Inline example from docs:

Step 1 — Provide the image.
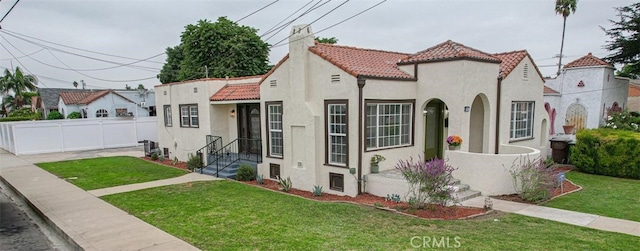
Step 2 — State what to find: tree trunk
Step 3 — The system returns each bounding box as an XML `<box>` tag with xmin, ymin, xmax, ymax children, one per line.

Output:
<box><xmin>557</xmin><ymin>16</ymin><xmax>567</xmax><ymax>76</ymax></box>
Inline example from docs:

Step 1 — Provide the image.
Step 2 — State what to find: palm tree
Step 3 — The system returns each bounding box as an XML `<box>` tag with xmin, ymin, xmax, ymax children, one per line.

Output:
<box><xmin>555</xmin><ymin>0</ymin><xmax>578</xmax><ymax>76</ymax></box>
<box><xmin>0</xmin><ymin>67</ymin><xmax>38</xmax><ymax>108</ymax></box>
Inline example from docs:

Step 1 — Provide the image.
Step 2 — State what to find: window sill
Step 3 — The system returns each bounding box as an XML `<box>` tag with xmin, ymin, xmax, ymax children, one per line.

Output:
<box><xmin>266</xmin><ymin>155</ymin><xmax>283</xmax><ymax>159</ymax></box>
<box><xmin>365</xmin><ymin>144</ymin><xmax>414</xmax><ymax>152</ymax></box>
<box><xmin>324</xmin><ymin>163</ymin><xmax>348</xmax><ymax>168</ymax></box>
<box><xmin>509</xmin><ymin>137</ymin><xmax>534</xmax><ymax>143</ymax></box>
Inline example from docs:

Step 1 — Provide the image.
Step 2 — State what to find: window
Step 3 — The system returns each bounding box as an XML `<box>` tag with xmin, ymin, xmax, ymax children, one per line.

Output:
<box><xmin>325</xmin><ymin>100</ymin><xmax>348</xmax><ymax>166</ymax></box>
<box><xmin>179</xmin><ymin>104</ymin><xmax>198</xmax><ymax>128</ymax></box>
<box><xmin>510</xmin><ymin>101</ymin><xmax>535</xmax><ymax>140</ymax></box>
<box><xmin>365</xmin><ymin>101</ymin><xmax>413</xmax><ymax>150</ymax></box>
<box><xmin>329</xmin><ymin>173</ymin><xmax>344</xmax><ymax>192</ymax></box>
<box><xmin>267</xmin><ymin>102</ymin><xmax>283</xmax><ymax>157</ymax></box>
<box><xmin>96</xmin><ymin>109</ymin><xmax>108</xmax><ymax>117</ymax></box>
<box><xmin>269</xmin><ymin>163</ymin><xmax>281</xmax><ymax>179</ymax></box>
<box><xmin>164</xmin><ymin>105</ymin><xmax>172</xmax><ymax>127</ymax></box>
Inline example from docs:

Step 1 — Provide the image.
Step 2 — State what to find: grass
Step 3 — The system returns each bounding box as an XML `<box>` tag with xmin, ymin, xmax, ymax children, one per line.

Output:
<box><xmin>544</xmin><ymin>171</ymin><xmax>640</xmax><ymax>222</ymax></box>
<box><xmin>37</xmin><ymin>156</ymin><xmax>188</xmax><ymax>190</ymax></box>
<box><xmin>102</xmin><ymin>181</ymin><xmax>639</xmax><ymax>250</ymax></box>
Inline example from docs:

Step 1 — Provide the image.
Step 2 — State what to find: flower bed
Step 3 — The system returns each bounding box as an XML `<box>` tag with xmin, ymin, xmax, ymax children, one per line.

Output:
<box><xmin>140</xmin><ymin>156</ymin><xmax>190</xmax><ymax>172</ymax></box>
<box><xmin>491</xmin><ymin>165</ymin><xmax>582</xmax><ymax>204</ymax></box>
<box><xmin>241</xmin><ymin>179</ymin><xmax>487</xmax><ymax>220</ymax></box>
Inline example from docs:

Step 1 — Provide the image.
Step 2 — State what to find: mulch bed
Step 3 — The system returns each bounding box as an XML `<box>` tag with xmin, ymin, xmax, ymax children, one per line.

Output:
<box><xmin>490</xmin><ymin>165</ymin><xmax>582</xmax><ymax>204</ymax></box>
<box><xmin>241</xmin><ymin>179</ymin><xmax>487</xmax><ymax>220</ymax></box>
<box><xmin>141</xmin><ymin>156</ymin><xmax>191</xmax><ymax>172</ymax></box>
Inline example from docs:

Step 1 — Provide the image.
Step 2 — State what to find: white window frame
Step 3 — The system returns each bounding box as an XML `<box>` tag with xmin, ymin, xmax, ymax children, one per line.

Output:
<box><xmin>327</xmin><ymin>101</ymin><xmax>348</xmax><ymax>166</ymax></box>
<box><xmin>164</xmin><ymin>105</ymin><xmax>172</xmax><ymax>127</ymax></box>
<box><xmin>267</xmin><ymin>102</ymin><xmax>283</xmax><ymax>157</ymax></box>
<box><xmin>96</xmin><ymin>109</ymin><xmax>108</xmax><ymax>118</ymax></box>
<box><xmin>366</xmin><ymin>102</ymin><xmax>413</xmax><ymax>150</ymax></box>
<box><xmin>510</xmin><ymin>101</ymin><xmax>535</xmax><ymax>140</ymax></box>
<box><xmin>179</xmin><ymin>104</ymin><xmax>198</xmax><ymax>128</ymax></box>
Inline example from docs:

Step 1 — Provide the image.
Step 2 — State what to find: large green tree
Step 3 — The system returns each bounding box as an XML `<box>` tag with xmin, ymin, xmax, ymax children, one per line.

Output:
<box><xmin>158</xmin><ymin>17</ymin><xmax>270</xmax><ymax>84</ymax></box>
<box><xmin>0</xmin><ymin>67</ymin><xmax>38</xmax><ymax>108</ymax></box>
<box><xmin>555</xmin><ymin>0</ymin><xmax>578</xmax><ymax>76</ymax></box>
<box><xmin>315</xmin><ymin>37</ymin><xmax>338</xmax><ymax>44</ymax></box>
<box><xmin>603</xmin><ymin>3</ymin><xmax>640</xmax><ymax>77</ymax></box>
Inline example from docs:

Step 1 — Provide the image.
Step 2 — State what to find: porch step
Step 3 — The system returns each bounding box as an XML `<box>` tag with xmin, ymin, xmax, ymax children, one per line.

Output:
<box><xmin>453</xmin><ymin>189</ymin><xmax>482</xmax><ymax>202</ymax></box>
<box><xmin>201</xmin><ymin>161</ymin><xmax>258</xmax><ymax>180</ymax></box>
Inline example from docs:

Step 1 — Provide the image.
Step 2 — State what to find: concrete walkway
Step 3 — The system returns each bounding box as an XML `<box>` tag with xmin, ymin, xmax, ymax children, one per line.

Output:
<box><xmin>461</xmin><ymin>196</ymin><xmax>640</xmax><ymax>237</ymax></box>
<box><xmin>0</xmin><ymin>148</ymin><xmax>210</xmax><ymax>250</ymax></box>
<box><xmin>89</xmin><ymin>173</ymin><xmax>219</xmax><ymax>197</ymax></box>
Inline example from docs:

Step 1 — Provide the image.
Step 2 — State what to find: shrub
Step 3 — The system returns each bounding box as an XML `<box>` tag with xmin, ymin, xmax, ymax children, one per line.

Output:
<box><xmin>277</xmin><ymin>176</ymin><xmax>292</xmax><ymax>192</ymax></box>
<box><xmin>312</xmin><ymin>185</ymin><xmax>323</xmax><ymax>197</ymax></box>
<box><xmin>0</xmin><ymin>108</ymin><xmax>41</xmax><ymax>122</ymax></box>
<box><xmin>236</xmin><ymin>164</ymin><xmax>256</xmax><ymax>181</ymax></box>
<box><xmin>186</xmin><ymin>153</ymin><xmax>203</xmax><ymax>171</ymax></box>
<box><xmin>570</xmin><ymin>129</ymin><xmax>640</xmax><ymax>179</ymax></box>
<box><xmin>150</xmin><ymin>152</ymin><xmax>159</xmax><ymax>161</ymax></box>
<box><xmin>47</xmin><ymin>110</ymin><xmax>64</xmax><ymax>120</ymax></box>
<box><xmin>256</xmin><ymin>174</ymin><xmax>264</xmax><ymax>185</ymax></box>
<box><xmin>509</xmin><ymin>156</ymin><xmax>557</xmax><ymax>202</ymax></box>
<box><xmin>602</xmin><ymin>109</ymin><xmax>640</xmax><ymax>132</ymax></box>
<box><xmin>386</xmin><ymin>194</ymin><xmax>401</xmax><ymax>203</ymax></box>
<box><xmin>396</xmin><ymin>156</ymin><xmax>457</xmax><ymax>208</ymax></box>
<box><xmin>67</xmin><ymin>111</ymin><xmax>82</xmax><ymax>119</ymax></box>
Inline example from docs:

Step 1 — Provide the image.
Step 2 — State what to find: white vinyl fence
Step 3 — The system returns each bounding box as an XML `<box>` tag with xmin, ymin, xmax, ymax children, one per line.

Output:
<box><xmin>0</xmin><ymin>117</ymin><xmax>157</xmax><ymax>155</ymax></box>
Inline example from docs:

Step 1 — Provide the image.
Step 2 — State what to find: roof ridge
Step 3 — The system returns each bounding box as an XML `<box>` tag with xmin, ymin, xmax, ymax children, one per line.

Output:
<box><xmin>314</xmin><ymin>43</ymin><xmax>410</xmax><ymax>56</ymax></box>
<box><xmin>492</xmin><ymin>49</ymin><xmax>528</xmax><ymax>56</ymax></box>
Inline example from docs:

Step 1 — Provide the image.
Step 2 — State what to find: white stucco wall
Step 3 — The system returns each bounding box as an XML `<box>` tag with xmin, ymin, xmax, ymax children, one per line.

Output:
<box><xmin>500</xmin><ymin>56</ymin><xmax>549</xmax><ymax>157</ymax></box>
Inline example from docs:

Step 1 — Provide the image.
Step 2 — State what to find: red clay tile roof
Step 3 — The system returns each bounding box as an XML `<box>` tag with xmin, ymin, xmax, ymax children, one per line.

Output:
<box><xmin>258</xmin><ymin>54</ymin><xmax>289</xmax><ymax>85</ymax></box>
<box><xmin>544</xmin><ymin>85</ymin><xmax>560</xmax><ymax>94</ymax></box>
<box><xmin>60</xmin><ymin>90</ymin><xmax>135</xmax><ymax>105</ymax></box>
<box><xmin>400</xmin><ymin>40</ymin><xmax>501</xmax><ymax>65</ymax></box>
<box><xmin>629</xmin><ymin>84</ymin><xmax>640</xmax><ymax>97</ymax></box>
<box><xmin>309</xmin><ymin>43</ymin><xmax>414</xmax><ymax>79</ymax></box>
<box><xmin>564</xmin><ymin>53</ymin><xmax>612</xmax><ymax>69</ymax></box>
<box><xmin>492</xmin><ymin>50</ymin><xmax>545</xmax><ymax>82</ymax></box>
<box><xmin>210</xmin><ymin>83</ymin><xmax>260</xmax><ymax>101</ymax></box>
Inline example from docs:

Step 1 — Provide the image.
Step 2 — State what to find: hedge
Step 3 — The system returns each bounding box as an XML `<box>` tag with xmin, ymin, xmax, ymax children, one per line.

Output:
<box><xmin>570</xmin><ymin>129</ymin><xmax>640</xmax><ymax>179</ymax></box>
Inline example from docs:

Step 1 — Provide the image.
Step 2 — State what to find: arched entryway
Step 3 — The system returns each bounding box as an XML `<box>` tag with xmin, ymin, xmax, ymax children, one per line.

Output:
<box><xmin>469</xmin><ymin>95</ymin><xmax>486</xmax><ymax>153</ymax></box>
<box><xmin>424</xmin><ymin>99</ymin><xmax>446</xmax><ymax>160</ymax></box>
<box><xmin>566</xmin><ymin>103</ymin><xmax>587</xmax><ymax>130</ymax></box>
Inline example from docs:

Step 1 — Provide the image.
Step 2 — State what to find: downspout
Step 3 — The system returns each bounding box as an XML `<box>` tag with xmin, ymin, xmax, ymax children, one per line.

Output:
<box><xmin>494</xmin><ymin>74</ymin><xmax>503</xmax><ymax>154</ymax></box>
<box><xmin>357</xmin><ymin>76</ymin><xmax>366</xmax><ymax>194</ymax></box>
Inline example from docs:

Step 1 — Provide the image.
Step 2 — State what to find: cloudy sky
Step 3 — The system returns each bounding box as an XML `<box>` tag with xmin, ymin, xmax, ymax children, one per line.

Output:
<box><xmin>0</xmin><ymin>0</ymin><xmax>634</xmax><ymax>90</ymax></box>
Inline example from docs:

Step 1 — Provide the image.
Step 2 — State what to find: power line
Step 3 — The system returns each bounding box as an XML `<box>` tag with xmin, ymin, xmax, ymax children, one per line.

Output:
<box><xmin>260</xmin><ymin>0</ymin><xmax>320</xmax><ymax>38</ymax></box>
<box><xmin>0</xmin><ymin>30</ymin><xmax>161</xmax><ymax>71</ymax></box>
<box><xmin>1</xmin><ymin>29</ymin><xmax>165</xmax><ymax>64</ymax></box>
<box><xmin>0</xmin><ymin>41</ymin><xmax>48</xmax><ymax>88</ymax></box>
<box><xmin>0</xmin><ymin>48</ymin><xmax>44</xmax><ymax>60</ymax></box>
<box><xmin>46</xmin><ymin>50</ymin><xmax>158</xmax><ymax>83</ymax></box>
<box><xmin>236</xmin><ymin>0</ymin><xmax>280</xmax><ymax>23</ymax></box>
<box><xmin>270</xmin><ymin>0</ymin><xmax>386</xmax><ymax>49</ymax></box>
<box><xmin>0</xmin><ymin>0</ymin><xmax>20</xmax><ymax>24</ymax></box>
<box><xmin>262</xmin><ymin>0</ymin><xmax>331</xmax><ymax>42</ymax></box>
<box><xmin>269</xmin><ymin>0</ymin><xmax>350</xmax><ymax>48</ymax></box>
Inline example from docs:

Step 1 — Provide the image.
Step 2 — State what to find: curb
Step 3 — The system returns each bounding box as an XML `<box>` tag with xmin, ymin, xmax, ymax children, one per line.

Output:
<box><xmin>0</xmin><ymin>175</ymin><xmax>83</xmax><ymax>251</ymax></box>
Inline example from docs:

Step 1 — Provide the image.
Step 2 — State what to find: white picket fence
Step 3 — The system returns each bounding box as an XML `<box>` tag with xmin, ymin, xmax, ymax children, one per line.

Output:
<box><xmin>0</xmin><ymin>117</ymin><xmax>157</xmax><ymax>155</ymax></box>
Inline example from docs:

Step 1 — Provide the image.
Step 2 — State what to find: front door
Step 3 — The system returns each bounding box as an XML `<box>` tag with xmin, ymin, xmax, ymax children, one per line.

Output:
<box><xmin>237</xmin><ymin>104</ymin><xmax>261</xmax><ymax>153</ymax></box>
<box><xmin>424</xmin><ymin>100</ymin><xmax>444</xmax><ymax>160</ymax></box>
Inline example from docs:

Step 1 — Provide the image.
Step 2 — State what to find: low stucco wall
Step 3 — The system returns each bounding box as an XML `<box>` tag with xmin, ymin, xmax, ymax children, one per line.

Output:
<box><xmin>366</xmin><ymin>171</ymin><xmax>410</xmax><ymax>201</ymax></box>
<box><xmin>446</xmin><ymin>145</ymin><xmax>541</xmax><ymax>195</ymax></box>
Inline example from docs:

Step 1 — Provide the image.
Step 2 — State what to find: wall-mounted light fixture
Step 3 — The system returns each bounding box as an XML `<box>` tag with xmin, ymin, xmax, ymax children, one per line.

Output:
<box><xmin>464</xmin><ymin>106</ymin><xmax>470</xmax><ymax>112</ymax></box>
<box><xmin>230</xmin><ymin>109</ymin><xmax>236</xmax><ymax>117</ymax></box>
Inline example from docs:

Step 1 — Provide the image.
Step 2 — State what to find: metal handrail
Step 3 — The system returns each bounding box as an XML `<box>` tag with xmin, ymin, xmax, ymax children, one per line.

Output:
<box><xmin>204</xmin><ymin>138</ymin><xmax>262</xmax><ymax>177</ymax></box>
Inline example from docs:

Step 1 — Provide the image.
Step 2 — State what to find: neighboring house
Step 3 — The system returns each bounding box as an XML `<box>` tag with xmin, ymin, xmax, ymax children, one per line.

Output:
<box><xmin>628</xmin><ymin>80</ymin><xmax>640</xmax><ymax>112</ymax></box>
<box><xmin>115</xmin><ymin>89</ymin><xmax>156</xmax><ymax>116</ymax></box>
<box><xmin>57</xmin><ymin>89</ymin><xmax>149</xmax><ymax>118</ymax></box>
<box><xmin>38</xmin><ymin>88</ymin><xmax>95</xmax><ymax>118</ymax></box>
<box><xmin>155</xmin><ymin>25</ymin><xmax>549</xmax><ymax>198</ymax></box>
<box><xmin>544</xmin><ymin>53</ymin><xmax>630</xmax><ymax>134</ymax></box>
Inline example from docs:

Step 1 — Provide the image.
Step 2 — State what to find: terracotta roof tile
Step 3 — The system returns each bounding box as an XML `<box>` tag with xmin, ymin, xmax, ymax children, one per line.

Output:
<box><xmin>210</xmin><ymin>83</ymin><xmax>260</xmax><ymax>101</ymax></box>
<box><xmin>629</xmin><ymin>84</ymin><xmax>640</xmax><ymax>97</ymax></box>
<box><xmin>60</xmin><ymin>90</ymin><xmax>135</xmax><ymax>105</ymax></box>
<box><xmin>564</xmin><ymin>53</ymin><xmax>612</xmax><ymax>69</ymax></box>
<box><xmin>400</xmin><ymin>40</ymin><xmax>501</xmax><ymax>64</ymax></box>
<box><xmin>492</xmin><ymin>50</ymin><xmax>545</xmax><ymax>82</ymax></box>
<box><xmin>309</xmin><ymin>43</ymin><xmax>413</xmax><ymax>79</ymax></box>
<box><xmin>544</xmin><ymin>85</ymin><xmax>560</xmax><ymax>94</ymax></box>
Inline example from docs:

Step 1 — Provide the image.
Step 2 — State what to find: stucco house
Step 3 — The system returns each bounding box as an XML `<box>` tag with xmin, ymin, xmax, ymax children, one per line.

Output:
<box><xmin>57</xmin><ymin>89</ymin><xmax>150</xmax><ymax>118</ymax></box>
<box><xmin>544</xmin><ymin>53</ymin><xmax>630</xmax><ymax>134</ymax></box>
<box><xmin>155</xmin><ymin>25</ymin><xmax>548</xmax><ymax>199</ymax></box>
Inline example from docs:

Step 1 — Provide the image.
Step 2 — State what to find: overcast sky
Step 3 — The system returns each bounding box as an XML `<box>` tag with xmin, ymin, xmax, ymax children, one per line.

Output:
<box><xmin>0</xmin><ymin>0</ymin><xmax>634</xmax><ymax>90</ymax></box>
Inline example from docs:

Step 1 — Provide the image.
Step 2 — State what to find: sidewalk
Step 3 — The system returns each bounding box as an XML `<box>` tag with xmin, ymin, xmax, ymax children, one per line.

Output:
<box><xmin>0</xmin><ymin>148</ymin><xmax>204</xmax><ymax>250</ymax></box>
<box><xmin>461</xmin><ymin>196</ymin><xmax>640</xmax><ymax>237</ymax></box>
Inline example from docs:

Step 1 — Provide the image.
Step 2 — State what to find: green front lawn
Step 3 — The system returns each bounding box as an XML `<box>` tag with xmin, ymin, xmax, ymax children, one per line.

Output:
<box><xmin>102</xmin><ymin>181</ymin><xmax>639</xmax><ymax>250</ymax></box>
<box><xmin>37</xmin><ymin>156</ymin><xmax>188</xmax><ymax>190</ymax></box>
<box><xmin>545</xmin><ymin>171</ymin><xmax>640</xmax><ymax>222</ymax></box>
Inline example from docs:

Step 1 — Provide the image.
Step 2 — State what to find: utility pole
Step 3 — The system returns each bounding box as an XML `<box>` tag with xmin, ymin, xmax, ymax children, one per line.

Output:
<box><xmin>81</xmin><ymin>80</ymin><xmax>85</xmax><ymax>90</ymax></box>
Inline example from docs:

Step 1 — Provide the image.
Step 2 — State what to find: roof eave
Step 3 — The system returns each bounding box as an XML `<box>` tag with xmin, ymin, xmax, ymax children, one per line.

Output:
<box><xmin>397</xmin><ymin>56</ymin><xmax>501</xmax><ymax>66</ymax></box>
